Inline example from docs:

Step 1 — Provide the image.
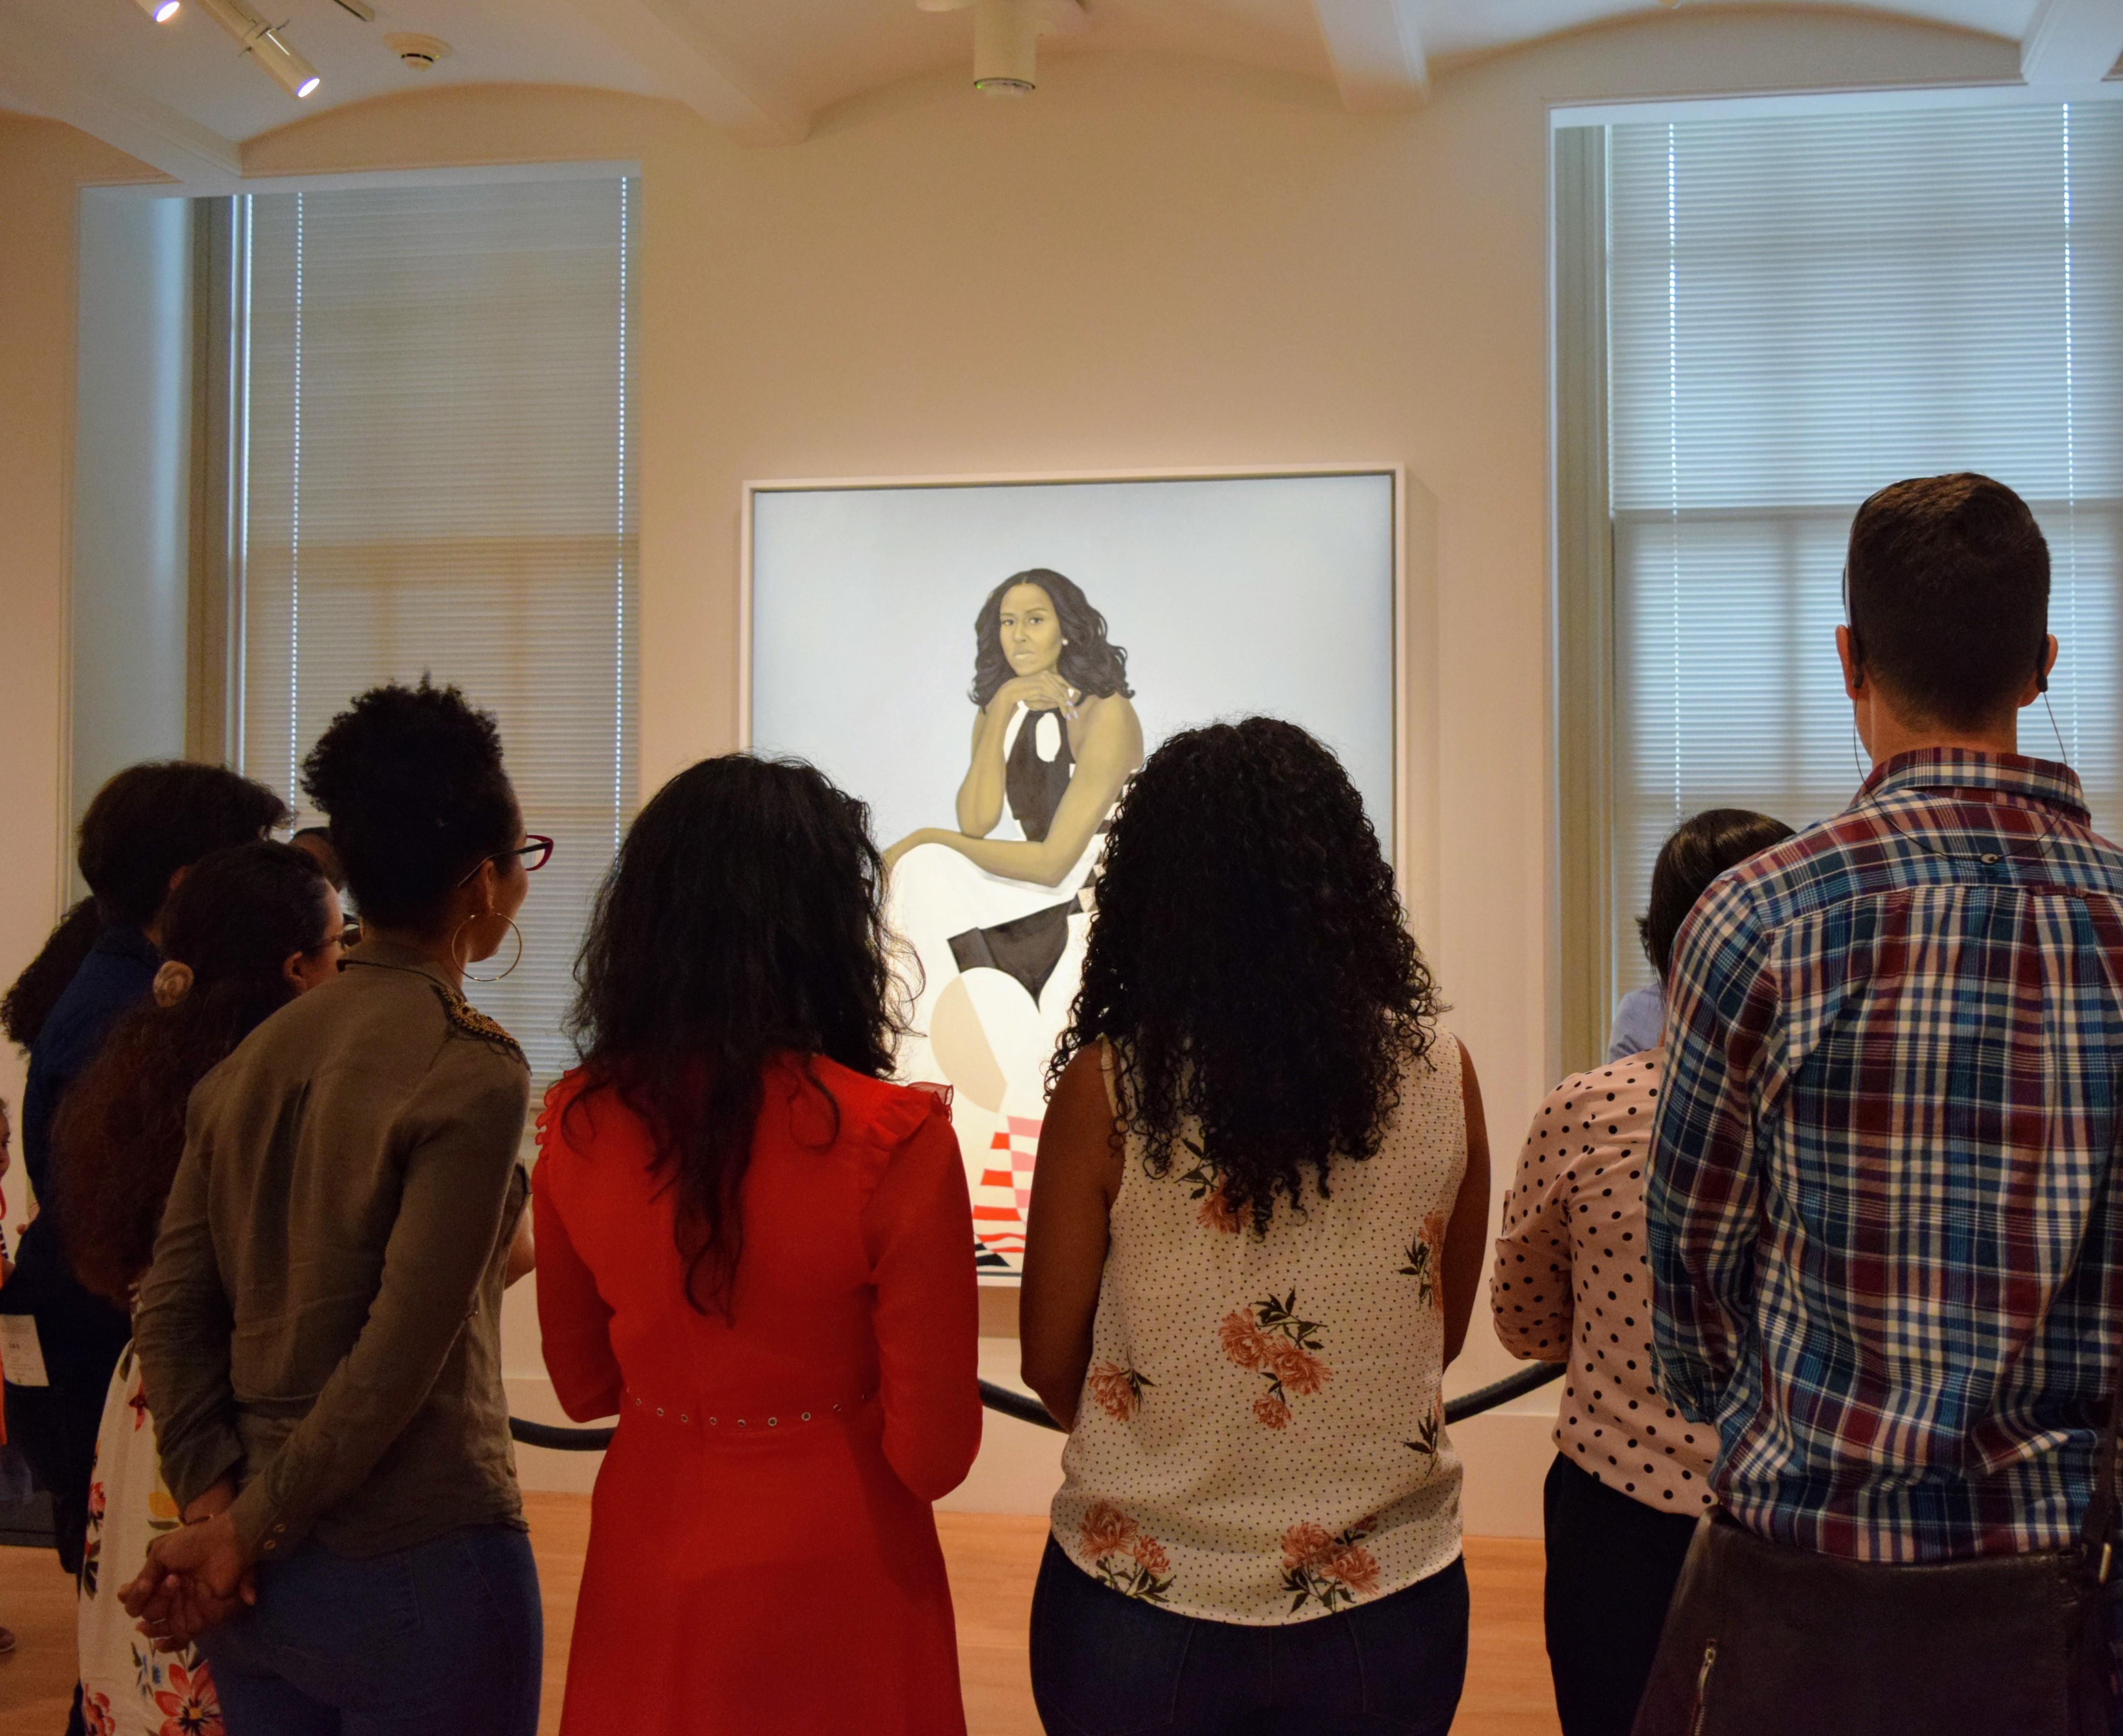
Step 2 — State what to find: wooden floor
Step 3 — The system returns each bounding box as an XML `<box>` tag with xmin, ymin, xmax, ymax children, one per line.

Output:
<box><xmin>0</xmin><ymin>1498</ymin><xmax>1560</xmax><ymax>1735</ymax></box>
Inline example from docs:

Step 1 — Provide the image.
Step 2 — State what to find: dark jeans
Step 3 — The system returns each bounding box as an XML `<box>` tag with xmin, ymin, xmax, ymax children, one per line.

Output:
<box><xmin>199</xmin><ymin>1524</ymin><xmax>541</xmax><ymax>1736</ymax></box>
<box><xmin>1543</xmin><ymin>1454</ymin><xmax>1700</xmax><ymax>1736</ymax></box>
<box><xmin>1030</xmin><ymin>1534</ymin><xmax>1467</xmax><ymax>1736</ymax></box>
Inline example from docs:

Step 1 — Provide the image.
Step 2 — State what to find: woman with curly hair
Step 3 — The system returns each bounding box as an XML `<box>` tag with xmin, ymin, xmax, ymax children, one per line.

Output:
<box><xmin>1</xmin><ymin>898</ymin><xmax>103</xmax><ymax>1054</ymax></box>
<box><xmin>54</xmin><ymin>841</ymin><xmax>342</xmax><ymax>1736</ymax></box>
<box><xmin>886</xmin><ymin>566</ymin><xmax>1141</xmax><ymax>890</ymax></box>
<box><xmin>533</xmin><ymin>754</ymin><xmax>980</xmax><ymax>1736</ymax></box>
<box><xmin>124</xmin><ymin>679</ymin><xmax>546</xmax><ymax>1736</ymax></box>
<box><xmin>1020</xmin><ymin>717</ymin><xmax>1490</xmax><ymax>1736</ymax></box>
<box><xmin>884</xmin><ymin>568</ymin><xmax>1144</xmax><ymax>1269</ymax></box>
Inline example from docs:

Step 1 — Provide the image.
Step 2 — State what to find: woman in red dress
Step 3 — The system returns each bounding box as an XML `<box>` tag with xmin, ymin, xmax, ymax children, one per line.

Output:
<box><xmin>533</xmin><ymin>755</ymin><xmax>983</xmax><ymax>1736</ymax></box>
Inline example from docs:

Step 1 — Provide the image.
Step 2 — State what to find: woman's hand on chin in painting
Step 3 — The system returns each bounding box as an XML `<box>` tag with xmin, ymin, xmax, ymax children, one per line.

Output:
<box><xmin>884</xmin><ymin>829</ymin><xmax>950</xmax><ymax>873</ymax></box>
<box><xmin>988</xmin><ymin>670</ymin><xmax>1080</xmax><ymax>722</ymax></box>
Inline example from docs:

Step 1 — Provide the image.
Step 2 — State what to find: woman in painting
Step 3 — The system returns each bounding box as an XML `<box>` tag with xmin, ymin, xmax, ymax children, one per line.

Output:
<box><xmin>883</xmin><ymin>571</ymin><xmax>1143</xmax><ymax>1243</ymax></box>
<box><xmin>886</xmin><ymin>567</ymin><xmax>1143</xmax><ymax>895</ymax></box>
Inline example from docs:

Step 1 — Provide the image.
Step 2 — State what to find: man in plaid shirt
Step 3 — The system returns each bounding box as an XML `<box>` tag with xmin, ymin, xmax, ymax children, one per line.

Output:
<box><xmin>1639</xmin><ymin>474</ymin><xmax>2123</xmax><ymax>1729</ymax></box>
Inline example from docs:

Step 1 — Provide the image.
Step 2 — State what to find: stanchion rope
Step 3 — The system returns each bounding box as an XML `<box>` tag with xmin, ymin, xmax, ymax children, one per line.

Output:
<box><xmin>507</xmin><ymin>1360</ymin><xmax>1566</xmax><ymax>1451</ymax></box>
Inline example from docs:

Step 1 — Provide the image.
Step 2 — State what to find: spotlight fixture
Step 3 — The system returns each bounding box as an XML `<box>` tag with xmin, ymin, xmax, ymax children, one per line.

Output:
<box><xmin>973</xmin><ymin>0</ymin><xmax>1037</xmax><ymax>94</ymax></box>
<box><xmin>129</xmin><ymin>0</ymin><xmax>182</xmax><ymax>22</ymax></box>
<box><xmin>194</xmin><ymin>0</ymin><xmax>323</xmax><ymax>99</ymax></box>
<box><xmin>917</xmin><ymin>0</ymin><xmax>1085</xmax><ymax>97</ymax></box>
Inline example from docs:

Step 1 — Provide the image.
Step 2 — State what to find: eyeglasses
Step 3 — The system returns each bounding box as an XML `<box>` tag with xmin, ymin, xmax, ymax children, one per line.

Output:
<box><xmin>456</xmin><ymin>835</ymin><xmax>555</xmax><ymax>888</ymax></box>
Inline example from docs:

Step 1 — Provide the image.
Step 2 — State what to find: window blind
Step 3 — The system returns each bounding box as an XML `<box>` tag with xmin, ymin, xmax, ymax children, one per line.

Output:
<box><xmin>236</xmin><ymin>177</ymin><xmax>638</xmax><ymax>1081</ymax></box>
<box><xmin>1604</xmin><ymin>102</ymin><xmax>2123</xmax><ymax>1003</ymax></box>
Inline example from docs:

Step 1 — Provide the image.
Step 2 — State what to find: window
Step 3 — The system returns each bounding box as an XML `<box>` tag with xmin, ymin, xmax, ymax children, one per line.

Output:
<box><xmin>1557</xmin><ymin>103</ymin><xmax>2123</xmax><ymax>1066</ymax></box>
<box><xmin>227</xmin><ymin>176</ymin><xmax>638</xmax><ymax>1080</ymax></box>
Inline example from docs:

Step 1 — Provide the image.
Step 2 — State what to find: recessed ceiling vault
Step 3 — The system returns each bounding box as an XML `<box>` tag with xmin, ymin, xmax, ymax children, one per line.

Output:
<box><xmin>0</xmin><ymin>0</ymin><xmax>2085</xmax><ymax>187</ymax></box>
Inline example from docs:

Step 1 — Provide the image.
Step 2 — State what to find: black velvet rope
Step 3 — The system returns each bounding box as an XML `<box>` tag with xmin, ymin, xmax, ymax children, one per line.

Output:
<box><xmin>505</xmin><ymin>1361</ymin><xmax>1566</xmax><ymax>1451</ymax></box>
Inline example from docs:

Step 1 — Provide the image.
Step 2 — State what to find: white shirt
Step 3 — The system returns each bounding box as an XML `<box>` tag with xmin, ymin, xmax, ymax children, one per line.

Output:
<box><xmin>1051</xmin><ymin>1035</ymin><xmax>1469</xmax><ymax>1624</ymax></box>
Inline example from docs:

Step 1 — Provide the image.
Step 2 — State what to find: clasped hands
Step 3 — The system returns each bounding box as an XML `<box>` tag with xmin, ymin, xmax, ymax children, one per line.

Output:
<box><xmin>116</xmin><ymin>1478</ymin><xmax>258</xmax><ymax>1653</ymax></box>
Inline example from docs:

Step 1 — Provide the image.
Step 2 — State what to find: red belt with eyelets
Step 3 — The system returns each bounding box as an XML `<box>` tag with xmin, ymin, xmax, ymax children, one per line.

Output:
<box><xmin>617</xmin><ymin>1385</ymin><xmax>874</xmax><ymax>1436</ymax></box>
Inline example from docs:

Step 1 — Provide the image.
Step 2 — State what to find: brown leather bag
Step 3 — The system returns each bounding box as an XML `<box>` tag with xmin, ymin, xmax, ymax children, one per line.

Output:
<box><xmin>1632</xmin><ymin>1404</ymin><xmax>2122</xmax><ymax>1736</ymax></box>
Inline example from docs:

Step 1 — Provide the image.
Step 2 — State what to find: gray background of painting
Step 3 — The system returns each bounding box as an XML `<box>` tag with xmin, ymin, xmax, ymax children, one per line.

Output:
<box><xmin>748</xmin><ymin>473</ymin><xmax>1396</xmax><ymax>854</ymax></box>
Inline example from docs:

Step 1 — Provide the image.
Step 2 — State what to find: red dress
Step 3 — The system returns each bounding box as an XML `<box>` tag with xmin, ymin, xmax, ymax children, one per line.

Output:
<box><xmin>532</xmin><ymin>1056</ymin><xmax>982</xmax><ymax>1736</ymax></box>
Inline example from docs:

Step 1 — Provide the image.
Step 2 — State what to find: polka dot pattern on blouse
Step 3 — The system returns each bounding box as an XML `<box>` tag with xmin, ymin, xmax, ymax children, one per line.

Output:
<box><xmin>1489</xmin><ymin>1050</ymin><xmax>1716</xmax><ymax>1513</ymax></box>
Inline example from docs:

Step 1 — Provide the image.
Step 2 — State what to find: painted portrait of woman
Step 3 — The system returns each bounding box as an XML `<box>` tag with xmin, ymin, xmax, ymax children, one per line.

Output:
<box><xmin>885</xmin><ymin>568</ymin><xmax>1144</xmax><ymax>1269</ymax></box>
<box><xmin>748</xmin><ymin>470</ymin><xmax>1400</xmax><ymax>1278</ymax></box>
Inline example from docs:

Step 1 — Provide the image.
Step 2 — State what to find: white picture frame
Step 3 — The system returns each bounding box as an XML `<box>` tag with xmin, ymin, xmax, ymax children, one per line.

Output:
<box><xmin>743</xmin><ymin>466</ymin><xmax>1408</xmax><ymax>1280</ymax></box>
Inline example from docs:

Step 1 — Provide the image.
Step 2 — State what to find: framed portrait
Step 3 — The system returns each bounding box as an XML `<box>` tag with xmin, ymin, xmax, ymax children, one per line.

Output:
<box><xmin>744</xmin><ymin>467</ymin><xmax>1405</xmax><ymax>1281</ymax></box>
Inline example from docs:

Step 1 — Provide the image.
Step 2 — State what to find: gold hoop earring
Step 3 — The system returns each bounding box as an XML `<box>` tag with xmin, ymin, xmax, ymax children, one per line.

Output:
<box><xmin>453</xmin><ymin>913</ymin><xmax>525</xmax><ymax>983</ymax></box>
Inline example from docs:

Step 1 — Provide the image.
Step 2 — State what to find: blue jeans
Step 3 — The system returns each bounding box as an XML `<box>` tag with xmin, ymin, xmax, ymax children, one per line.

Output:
<box><xmin>199</xmin><ymin>1524</ymin><xmax>541</xmax><ymax>1736</ymax></box>
<box><xmin>1030</xmin><ymin>1535</ymin><xmax>1468</xmax><ymax>1736</ymax></box>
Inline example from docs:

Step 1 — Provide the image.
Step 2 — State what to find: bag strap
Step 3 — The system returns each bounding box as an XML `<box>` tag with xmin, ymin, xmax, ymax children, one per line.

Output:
<box><xmin>2085</xmin><ymin>1375</ymin><xmax>2123</xmax><ymax>1579</ymax></box>
<box><xmin>2089</xmin><ymin>1108</ymin><xmax>2123</xmax><ymax>1577</ymax></box>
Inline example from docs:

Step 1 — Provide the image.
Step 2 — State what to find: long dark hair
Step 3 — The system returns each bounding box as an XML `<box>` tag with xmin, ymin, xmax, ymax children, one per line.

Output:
<box><xmin>968</xmin><ymin>569</ymin><xmax>1134</xmax><ymax>708</ymax></box>
<box><xmin>54</xmin><ymin>844</ymin><xmax>333</xmax><ymax>1304</ymax></box>
<box><xmin>3</xmin><ymin>899</ymin><xmax>104</xmax><ymax>1052</ymax></box>
<box><xmin>1637</xmin><ymin>808</ymin><xmax>1793</xmax><ymax>982</ymax></box>
<box><xmin>1052</xmin><ymin>717</ymin><xmax>1441</xmax><ymax>1233</ymax></box>
<box><xmin>566</xmin><ymin>756</ymin><xmax>902</xmax><ymax>1317</ymax></box>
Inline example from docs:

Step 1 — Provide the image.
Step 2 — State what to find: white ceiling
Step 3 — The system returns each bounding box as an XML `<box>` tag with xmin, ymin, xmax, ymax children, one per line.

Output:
<box><xmin>0</xmin><ymin>0</ymin><xmax>2097</xmax><ymax>184</ymax></box>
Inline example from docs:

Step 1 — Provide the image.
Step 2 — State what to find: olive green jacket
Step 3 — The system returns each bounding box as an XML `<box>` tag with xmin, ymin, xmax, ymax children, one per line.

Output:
<box><xmin>135</xmin><ymin>939</ymin><xmax>530</xmax><ymax>1560</ymax></box>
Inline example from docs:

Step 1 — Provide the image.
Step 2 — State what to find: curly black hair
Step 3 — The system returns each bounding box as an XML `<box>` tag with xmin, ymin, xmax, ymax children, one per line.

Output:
<box><xmin>55</xmin><ymin>843</ymin><xmax>333</xmax><ymax>1303</ymax></box>
<box><xmin>1051</xmin><ymin>717</ymin><xmax>1440</xmax><ymax>1233</ymax></box>
<box><xmin>76</xmin><ymin>762</ymin><xmax>288</xmax><ymax>928</ymax></box>
<box><xmin>301</xmin><ymin>679</ymin><xmax>519</xmax><ymax>931</ymax></box>
<box><xmin>566</xmin><ymin>755</ymin><xmax>903</xmax><ymax>1318</ymax></box>
<box><xmin>968</xmin><ymin>569</ymin><xmax>1134</xmax><ymax>708</ymax></box>
<box><xmin>3</xmin><ymin>898</ymin><xmax>103</xmax><ymax>1052</ymax></box>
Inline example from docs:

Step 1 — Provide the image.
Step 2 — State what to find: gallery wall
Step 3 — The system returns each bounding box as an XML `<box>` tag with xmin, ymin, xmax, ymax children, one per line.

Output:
<box><xmin>0</xmin><ymin>9</ymin><xmax>2016</xmax><ymax>1529</ymax></box>
<box><xmin>0</xmin><ymin>114</ymin><xmax>163</xmax><ymax>1137</ymax></box>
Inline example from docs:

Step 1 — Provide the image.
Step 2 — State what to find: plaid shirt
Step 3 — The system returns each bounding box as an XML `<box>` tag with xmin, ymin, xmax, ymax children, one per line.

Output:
<box><xmin>1648</xmin><ymin>750</ymin><xmax>2123</xmax><ymax>1562</ymax></box>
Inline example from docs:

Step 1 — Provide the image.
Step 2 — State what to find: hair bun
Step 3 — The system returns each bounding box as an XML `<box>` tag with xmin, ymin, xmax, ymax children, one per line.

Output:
<box><xmin>151</xmin><ymin>960</ymin><xmax>195</xmax><ymax>1008</ymax></box>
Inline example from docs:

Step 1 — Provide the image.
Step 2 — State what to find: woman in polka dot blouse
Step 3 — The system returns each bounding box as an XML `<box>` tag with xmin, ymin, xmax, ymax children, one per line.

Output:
<box><xmin>1490</xmin><ymin>808</ymin><xmax>1790</xmax><ymax>1736</ymax></box>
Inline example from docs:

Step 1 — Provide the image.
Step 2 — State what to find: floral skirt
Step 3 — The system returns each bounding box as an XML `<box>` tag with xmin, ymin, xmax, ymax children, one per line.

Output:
<box><xmin>77</xmin><ymin>1343</ymin><xmax>222</xmax><ymax>1736</ymax></box>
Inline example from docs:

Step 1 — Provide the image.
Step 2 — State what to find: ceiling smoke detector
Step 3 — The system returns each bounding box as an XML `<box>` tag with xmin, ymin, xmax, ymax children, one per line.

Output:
<box><xmin>386</xmin><ymin>32</ymin><xmax>452</xmax><ymax>68</ymax></box>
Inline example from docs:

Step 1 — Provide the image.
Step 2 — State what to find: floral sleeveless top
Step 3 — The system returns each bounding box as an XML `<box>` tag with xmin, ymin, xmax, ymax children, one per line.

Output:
<box><xmin>1051</xmin><ymin>1034</ymin><xmax>1468</xmax><ymax>1625</ymax></box>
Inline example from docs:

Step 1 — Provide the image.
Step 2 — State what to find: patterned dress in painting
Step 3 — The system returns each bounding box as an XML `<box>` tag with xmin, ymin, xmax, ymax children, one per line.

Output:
<box><xmin>1051</xmin><ymin>1034</ymin><xmax>1469</xmax><ymax>1625</ymax></box>
<box><xmin>78</xmin><ymin>1344</ymin><xmax>222</xmax><ymax>1736</ymax></box>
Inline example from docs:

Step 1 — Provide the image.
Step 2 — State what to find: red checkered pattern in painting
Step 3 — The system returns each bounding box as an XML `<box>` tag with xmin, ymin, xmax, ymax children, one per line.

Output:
<box><xmin>1649</xmin><ymin>750</ymin><xmax>2123</xmax><ymax>1563</ymax></box>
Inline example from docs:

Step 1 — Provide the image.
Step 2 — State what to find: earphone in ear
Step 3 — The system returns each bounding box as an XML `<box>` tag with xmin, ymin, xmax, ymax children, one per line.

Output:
<box><xmin>1841</xmin><ymin>562</ymin><xmax>1866</xmax><ymax>690</ymax></box>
